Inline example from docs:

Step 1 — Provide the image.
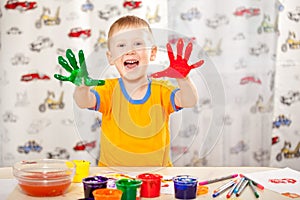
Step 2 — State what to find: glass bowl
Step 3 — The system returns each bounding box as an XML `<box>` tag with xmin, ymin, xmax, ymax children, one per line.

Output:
<box><xmin>13</xmin><ymin>159</ymin><xmax>75</xmax><ymax>197</ymax></box>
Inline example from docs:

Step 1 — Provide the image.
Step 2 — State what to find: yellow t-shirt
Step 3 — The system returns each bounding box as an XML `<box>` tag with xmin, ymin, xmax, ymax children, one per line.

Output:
<box><xmin>91</xmin><ymin>78</ymin><xmax>180</xmax><ymax>166</ymax></box>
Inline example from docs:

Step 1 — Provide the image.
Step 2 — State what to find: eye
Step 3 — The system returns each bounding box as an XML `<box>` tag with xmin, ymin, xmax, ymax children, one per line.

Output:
<box><xmin>133</xmin><ymin>41</ymin><xmax>144</xmax><ymax>46</ymax></box>
<box><xmin>116</xmin><ymin>43</ymin><xmax>126</xmax><ymax>48</ymax></box>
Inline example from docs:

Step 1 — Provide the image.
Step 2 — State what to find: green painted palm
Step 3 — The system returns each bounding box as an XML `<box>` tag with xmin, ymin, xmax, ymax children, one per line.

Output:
<box><xmin>54</xmin><ymin>49</ymin><xmax>105</xmax><ymax>86</ymax></box>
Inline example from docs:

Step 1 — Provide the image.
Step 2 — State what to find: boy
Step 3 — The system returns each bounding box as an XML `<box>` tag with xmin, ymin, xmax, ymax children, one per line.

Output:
<box><xmin>55</xmin><ymin>15</ymin><xmax>204</xmax><ymax>166</ymax></box>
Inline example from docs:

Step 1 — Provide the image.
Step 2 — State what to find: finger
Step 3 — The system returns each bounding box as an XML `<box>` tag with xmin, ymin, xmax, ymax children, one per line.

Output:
<box><xmin>176</xmin><ymin>38</ymin><xmax>184</xmax><ymax>59</ymax></box>
<box><xmin>166</xmin><ymin>43</ymin><xmax>175</xmax><ymax>62</ymax></box>
<box><xmin>54</xmin><ymin>74</ymin><xmax>71</xmax><ymax>81</ymax></box>
<box><xmin>84</xmin><ymin>77</ymin><xmax>105</xmax><ymax>86</ymax></box>
<box><xmin>78</xmin><ymin>50</ymin><xmax>88</xmax><ymax>75</ymax></box>
<box><xmin>58</xmin><ymin>56</ymin><xmax>73</xmax><ymax>72</ymax></box>
<box><xmin>66</xmin><ymin>49</ymin><xmax>79</xmax><ymax>70</ymax></box>
<box><xmin>191</xmin><ymin>60</ymin><xmax>205</xmax><ymax>69</ymax></box>
<box><xmin>97</xmin><ymin>79</ymin><xmax>105</xmax><ymax>86</ymax></box>
<box><xmin>184</xmin><ymin>42</ymin><xmax>193</xmax><ymax>61</ymax></box>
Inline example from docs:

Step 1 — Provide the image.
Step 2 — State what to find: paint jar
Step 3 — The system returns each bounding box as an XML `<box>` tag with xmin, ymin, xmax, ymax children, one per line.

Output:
<box><xmin>72</xmin><ymin>160</ymin><xmax>90</xmax><ymax>183</ymax></box>
<box><xmin>116</xmin><ymin>178</ymin><xmax>142</xmax><ymax>200</ymax></box>
<box><xmin>137</xmin><ymin>173</ymin><xmax>162</xmax><ymax>198</ymax></box>
<box><xmin>173</xmin><ymin>175</ymin><xmax>198</xmax><ymax>199</ymax></box>
<box><xmin>93</xmin><ymin>188</ymin><xmax>123</xmax><ymax>200</ymax></box>
<box><xmin>82</xmin><ymin>176</ymin><xmax>108</xmax><ymax>199</ymax></box>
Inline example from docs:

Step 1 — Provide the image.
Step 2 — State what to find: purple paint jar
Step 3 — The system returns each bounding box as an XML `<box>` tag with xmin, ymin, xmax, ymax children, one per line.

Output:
<box><xmin>173</xmin><ymin>175</ymin><xmax>198</xmax><ymax>199</ymax></box>
<box><xmin>82</xmin><ymin>176</ymin><xmax>109</xmax><ymax>199</ymax></box>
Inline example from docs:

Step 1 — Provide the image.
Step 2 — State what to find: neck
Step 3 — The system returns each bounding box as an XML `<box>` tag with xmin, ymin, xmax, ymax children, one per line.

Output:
<box><xmin>121</xmin><ymin>76</ymin><xmax>149</xmax><ymax>99</ymax></box>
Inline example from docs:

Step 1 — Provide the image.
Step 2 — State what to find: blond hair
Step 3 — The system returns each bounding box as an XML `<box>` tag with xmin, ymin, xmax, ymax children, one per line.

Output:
<box><xmin>108</xmin><ymin>15</ymin><xmax>152</xmax><ymax>38</ymax></box>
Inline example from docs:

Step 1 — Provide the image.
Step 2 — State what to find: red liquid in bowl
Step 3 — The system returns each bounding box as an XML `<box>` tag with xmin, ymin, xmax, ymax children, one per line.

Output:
<box><xmin>18</xmin><ymin>173</ymin><xmax>72</xmax><ymax>197</ymax></box>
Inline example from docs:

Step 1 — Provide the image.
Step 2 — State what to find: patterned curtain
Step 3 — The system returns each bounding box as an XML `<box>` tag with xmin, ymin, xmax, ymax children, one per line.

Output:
<box><xmin>0</xmin><ymin>0</ymin><xmax>299</xmax><ymax>170</ymax></box>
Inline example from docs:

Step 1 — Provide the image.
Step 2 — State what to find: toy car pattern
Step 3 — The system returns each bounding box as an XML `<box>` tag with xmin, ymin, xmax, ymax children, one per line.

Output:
<box><xmin>276</xmin><ymin>141</ymin><xmax>300</xmax><ymax>161</ymax></box>
<box><xmin>98</xmin><ymin>5</ymin><xmax>121</xmax><ymax>21</ymax></box>
<box><xmin>18</xmin><ymin>140</ymin><xmax>42</xmax><ymax>154</ymax></box>
<box><xmin>206</xmin><ymin>14</ymin><xmax>229</xmax><ymax>29</ymax></box>
<box><xmin>280</xmin><ymin>91</ymin><xmax>300</xmax><ymax>106</ymax></box>
<box><xmin>6</xmin><ymin>27</ymin><xmax>22</xmax><ymax>35</ymax></box>
<box><xmin>3</xmin><ymin>111</ymin><xmax>18</xmax><ymax>122</ymax></box>
<box><xmin>27</xmin><ymin>118</ymin><xmax>51</xmax><ymax>134</ymax></box>
<box><xmin>171</xmin><ymin>145</ymin><xmax>189</xmax><ymax>156</ymax></box>
<box><xmin>287</xmin><ymin>7</ymin><xmax>300</xmax><ymax>22</ymax></box>
<box><xmin>29</xmin><ymin>36</ymin><xmax>53</xmax><ymax>52</ymax></box>
<box><xmin>15</xmin><ymin>91</ymin><xmax>30</xmax><ymax>107</ymax></box>
<box><xmin>253</xmin><ymin>148</ymin><xmax>270</xmax><ymax>162</ymax></box>
<box><xmin>273</xmin><ymin>115</ymin><xmax>292</xmax><ymax>128</ymax></box>
<box><xmin>281</xmin><ymin>31</ymin><xmax>300</xmax><ymax>52</ymax></box>
<box><xmin>230</xmin><ymin>140</ymin><xmax>249</xmax><ymax>154</ymax></box>
<box><xmin>223</xmin><ymin>115</ymin><xmax>233</xmax><ymax>126</ymax></box>
<box><xmin>21</xmin><ymin>72</ymin><xmax>50</xmax><ymax>82</ymax></box>
<box><xmin>168</xmin><ymin>34</ymin><xmax>196</xmax><ymax>45</ymax></box>
<box><xmin>11</xmin><ymin>53</ymin><xmax>29</xmax><ymax>65</ymax></box>
<box><xmin>123</xmin><ymin>0</ymin><xmax>142</xmax><ymax>10</ymax></box>
<box><xmin>233</xmin><ymin>32</ymin><xmax>245</xmax><ymax>40</ymax></box>
<box><xmin>250</xmin><ymin>95</ymin><xmax>273</xmax><ymax>113</ymax></box>
<box><xmin>81</xmin><ymin>0</ymin><xmax>94</xmax><ymax>12</ymax></box>
<box><xmin>181</xmin><ymin>7</ymin><xmax>201</xmax><ymax>21</ymax></box>
<box><xmin>233</xmin><ymin>7</ymin><xmax>260</xmax><ymax>17</ymax></box>
<box><xmin>193</xmin><ymin>98</ymin><xmax>211</xmax><ymax>114</ymax></box>
<box><xmin>73</xmin><ymin>140</ymin><xmax>96</xmax><ymax>151</ymax></box>
<box><xmin>47</xmin><ymin>147</ymin><xmax>70</xmax><ymax>159</ymax></box>
<box><xmin>240</xmin><ymin>76</ymin><xmax>262</xmax><ymax>85</ymax></box>
<box><xmin>68</xmin><ymin>28</ymin><xmax>91</xmax><ymax>38</ymax></box>
<box><xmin>5</xmin><ymin>0</ymin><xmax>37</xmax><ymax>11</ymax></box>
<box><xmin>272</xmin><ymin>136</ymin><xmax>280</xmax><ymax>145</ymax></box>
<box><xmin>178</xmin><ymin>124</ymin><xmax>198</xmax><ymax>138</ymax></box>
<box><xmin>249</xmin><ymin>43</ymin><xmax>269</xmax><ymax>56</ymax></box>
<box><xmin>91</xmin><ymin>116</ymin><xmax>102</xmax><ymax>132</ymax></box>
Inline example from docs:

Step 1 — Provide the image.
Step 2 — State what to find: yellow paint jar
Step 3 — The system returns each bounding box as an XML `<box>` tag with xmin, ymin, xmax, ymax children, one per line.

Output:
<box><xmin>72</xmin><ymin>160</ymin><xmax>90</xmax><ymax>183</ymax></box>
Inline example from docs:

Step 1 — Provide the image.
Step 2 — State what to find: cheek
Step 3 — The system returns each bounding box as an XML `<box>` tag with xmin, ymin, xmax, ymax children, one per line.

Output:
<box><xmin>111</xmin><ymin>50</ymin><xmax>125</xmax><ymax>61</ymax></box>
<box><xmin>138</xmin><ymin>50</ymin><xmax>151</xmax><ymax>60</ymax></box>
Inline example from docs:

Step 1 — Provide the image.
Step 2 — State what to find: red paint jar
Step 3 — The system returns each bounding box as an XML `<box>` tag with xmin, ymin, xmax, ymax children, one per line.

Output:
<box><xmin>137</xmin><ymin>173</ymin><xmax>162</xmax><ymax>198</ymax></box>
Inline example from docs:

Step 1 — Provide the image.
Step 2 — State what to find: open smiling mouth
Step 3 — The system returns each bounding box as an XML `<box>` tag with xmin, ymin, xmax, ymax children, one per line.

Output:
<box><xmin>124</xmin><ymin>60</ymin><xmax>139</xmax><ymax>70</ymax></box>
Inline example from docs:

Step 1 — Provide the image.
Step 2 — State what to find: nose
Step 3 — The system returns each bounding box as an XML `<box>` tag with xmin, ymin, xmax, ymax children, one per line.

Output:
<box><xmin>125</xmin><ymin>49</ymin><xmax>136</xmax><ymax>55</ymax></box>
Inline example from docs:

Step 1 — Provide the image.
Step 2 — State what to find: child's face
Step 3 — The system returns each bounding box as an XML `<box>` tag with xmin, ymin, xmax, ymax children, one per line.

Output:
<box><xmin>106</xmin><ymin>27</ymin><xmax>157</xmax><ymax>81</ymax></box>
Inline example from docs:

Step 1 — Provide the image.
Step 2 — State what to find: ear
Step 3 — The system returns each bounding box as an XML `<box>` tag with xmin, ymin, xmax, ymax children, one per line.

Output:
<box><xmin>150</xmin><ymin>45</ymin><xmax>157</xmax><ymax>61</ymax></box>
<box><xmin>106</xmin><ymin>51</ymin><xmax>114</xmax><ymax>65</ymax></box>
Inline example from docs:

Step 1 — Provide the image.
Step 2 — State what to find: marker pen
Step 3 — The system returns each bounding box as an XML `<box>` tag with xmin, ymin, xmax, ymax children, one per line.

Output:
<box><xmin>236</xmin><ymin>179</ymin><xmax>249</xmax><ymax>197</ymax></box>
<box><xmin>212</xmin><ymin>180</ymin><xmax>236</xmax><ymax>198</ymax></box>
<box><xmin>233</xmin><ymin>177</ymin><xmax>245</xmax><ymax>194</ymax></box>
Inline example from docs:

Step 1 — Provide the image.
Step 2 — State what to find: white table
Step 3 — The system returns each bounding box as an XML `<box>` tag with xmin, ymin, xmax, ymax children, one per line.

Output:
<box><xmin>0</xmin><ymin>166</ymin><xmax>293</xmax><ymax>199</ymax></box>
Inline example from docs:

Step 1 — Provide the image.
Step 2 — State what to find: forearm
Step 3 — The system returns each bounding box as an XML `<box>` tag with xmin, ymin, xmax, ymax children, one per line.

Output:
<box><xmin>175</xmin><ymin>77</ymin><xmax>198</xmax><ymax>108</ymax></box>
<box><xmin>73</xmin><ymin>86</ymin><xmax>96</xmax><ymax>109</ymax></box>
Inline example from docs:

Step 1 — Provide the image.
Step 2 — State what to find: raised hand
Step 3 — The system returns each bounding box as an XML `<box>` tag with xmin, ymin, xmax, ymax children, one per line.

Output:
<box><xmin>151</xmin><ymin>38</ymin><xmax>204</xmax><ymax>78</ymax></box>
<box><xmin>54</xmin><ymin>49</ymin><xmax>105</xmax><ymax>86</ymax></box>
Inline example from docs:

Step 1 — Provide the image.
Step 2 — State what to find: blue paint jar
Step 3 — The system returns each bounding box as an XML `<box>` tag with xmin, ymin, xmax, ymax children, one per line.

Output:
<box><xmin>173</xmin><ymin>175</ymin><xmax>198</xmax><ymax>199</ymax></box>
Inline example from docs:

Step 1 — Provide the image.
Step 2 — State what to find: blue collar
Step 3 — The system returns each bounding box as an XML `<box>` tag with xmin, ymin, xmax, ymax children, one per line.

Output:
<box><xmin>118</xmin><ymin>78</ymin><xmax>151</xmax><ymax>104</ymax></box>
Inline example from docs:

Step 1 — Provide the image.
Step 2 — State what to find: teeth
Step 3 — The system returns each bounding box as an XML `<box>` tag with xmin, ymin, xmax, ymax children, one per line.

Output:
<box><xmin>125</xmin><ymin>60</ymin><xmax>137</xmax><ymax>64</ymax></box>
